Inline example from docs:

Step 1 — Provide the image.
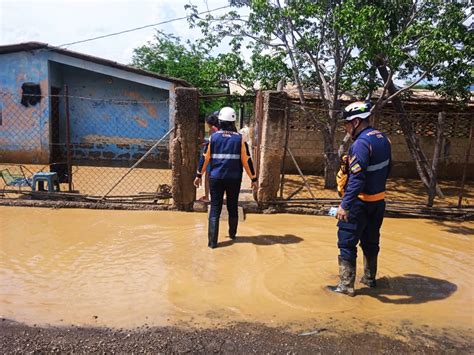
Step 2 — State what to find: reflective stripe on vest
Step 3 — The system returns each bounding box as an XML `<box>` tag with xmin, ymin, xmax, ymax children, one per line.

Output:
<box><xmin>366</xmin><ymin>158</ymin><xmax>390</xmax><ymax>172</ymax></box>
<box><xmin>211</xmin><ymin>153</ymin><xmax>240</xmax><ymax>159</ymax></box>
<box><xmin>358</xmin><ymin>191</ymin><xmax>385</xmax><ymax>202</ymax></box>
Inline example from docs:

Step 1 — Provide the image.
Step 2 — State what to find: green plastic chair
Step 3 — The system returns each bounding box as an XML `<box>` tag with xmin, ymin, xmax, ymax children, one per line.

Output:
<box><xmin>0</xmin><ymin>168</ymin><xmax>32</xmax><ymax>196</ymax></box>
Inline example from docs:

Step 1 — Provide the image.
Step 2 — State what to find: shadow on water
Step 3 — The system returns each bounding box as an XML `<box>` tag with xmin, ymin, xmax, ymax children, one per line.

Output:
<box><xmin>218</xmin><ymin>234</ymin><xmax>304</xmax><ymax>248</ymax></box>
<box><xmin>357</xmin><ymin>274</ymin><xmax>457</xmax><ymax>304</ymax></box>
<box><xmin>428</xmin><ymin>219</ymin><xmax>474</xmax><ymax>236</ymax></box>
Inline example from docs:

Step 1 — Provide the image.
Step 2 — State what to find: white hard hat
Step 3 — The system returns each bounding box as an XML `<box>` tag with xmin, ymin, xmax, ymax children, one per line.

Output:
<box><xmin>342</xmin><ymin>101</ymin><xmax>372</xmax><ymax>121</ymax></box>
<box><xmin>218</xmin><ymin>107</ymin><xmax>237</xmax><ymax>122</ymax></box>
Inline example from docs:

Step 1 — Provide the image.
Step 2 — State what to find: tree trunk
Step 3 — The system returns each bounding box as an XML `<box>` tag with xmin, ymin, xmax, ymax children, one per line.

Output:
<box><xmin>322</xmin><ymin>110</ymin><xmax>339</xmax><ymax>189</ymax></box>
<box><xmin>377</xmin><ymin>65</ymin><xmax>443</xmax><ymax>197</ymax></box>
<box><xmin>171</xmin><ymin>87</ymin><xmax>200</xmax><ymax>211</ymax></box>
<box><xmin>427</xmin><ymin>112</ymin><xmax>444</xmax><ymax>206</ymax></box>
<box><xmin>322</xmin><ymin>133</ymin><xmax>338</xmax><ymax>188</ymax></box>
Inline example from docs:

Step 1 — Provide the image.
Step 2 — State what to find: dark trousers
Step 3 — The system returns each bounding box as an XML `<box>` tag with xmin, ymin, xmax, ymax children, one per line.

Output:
<box><xmin>209</xmin><ymin>178</ymin><xmax>241</xmax><ymax>219</ymax></box>
<box><xmin>337</xmin><ymin>199</ymin><xmax>386</xmax><ymax>262</ymax></box>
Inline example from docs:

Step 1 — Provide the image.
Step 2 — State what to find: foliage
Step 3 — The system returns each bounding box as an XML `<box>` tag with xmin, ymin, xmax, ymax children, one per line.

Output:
<box><xmin>185</xmin><ymin>0</ymin><xmax>471</xmax><ymax>188</ymax></box>
<box><xmin>131</xmin><ymin>31</ymin><xmax>252</xmax><ymax>116</ymax></box>
<box><xmin>186</xmin><ymin>0</ymin><xmax>471</xmax><ymax>105</ymax></box>
<box><xmin>344</xmin><ymin>0</ymin><xmax>472</xmax><ymax>104</ymax></box>
<box><xmin>132</xmin><ymin>31</ymin><xmax>224</xmax><ymax>93</ymax></box>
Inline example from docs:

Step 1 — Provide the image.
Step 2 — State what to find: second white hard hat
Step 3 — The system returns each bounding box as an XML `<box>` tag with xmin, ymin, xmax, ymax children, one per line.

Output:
<box><xmin>218</xmin><ymin>107</ymin><xmax>237</xmax><ymax>122</ymax></box>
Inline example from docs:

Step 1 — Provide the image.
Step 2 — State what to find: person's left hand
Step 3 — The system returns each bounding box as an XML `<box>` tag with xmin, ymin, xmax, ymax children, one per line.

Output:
<box><xmin>251</xmin><ymin>181</ymin><xmax>258</xmax><ymax>192</ymax></box>
<box><xmin>336</xmin><ymin>205</ymin><xmax>348</xmax><ymax>222</ymax></box>
<box><xmin>194</xmin><ymin>177</ymin><xmax>202</xmax><ymax>188</ymax></box>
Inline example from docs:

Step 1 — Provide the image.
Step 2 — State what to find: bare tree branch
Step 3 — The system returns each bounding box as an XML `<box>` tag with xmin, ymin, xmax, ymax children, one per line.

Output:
<box><xmin>379</xmin><ymin>70</ymin><xmax>429</xmax><ymax>109</ymax></box>
<box><xmin>275</xmin><ymin>4</ymin><xmax>306</xmax><ymax>106</ymax></box>
<box><xmin>287</xmin><ymin>18</ymin><xmax>332</xmax><ymax>105</ymax></box>
<box><xmin>371</xmin><ymin>67</ymin><xmax>393</xmax><ymax>113</ymax></box>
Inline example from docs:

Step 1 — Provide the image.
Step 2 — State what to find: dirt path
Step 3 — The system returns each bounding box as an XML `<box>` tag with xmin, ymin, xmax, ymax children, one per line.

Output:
<box><xmin>1</xmin><ymin>319</ymin><xmax>471</xmax><ymax>354</ymax></box>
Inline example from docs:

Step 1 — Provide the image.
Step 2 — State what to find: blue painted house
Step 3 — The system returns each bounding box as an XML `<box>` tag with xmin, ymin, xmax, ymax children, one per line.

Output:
<box><xmin>0</xmin><ymin>42</ymin><xmax>191</xmax><ymax>167</ymax></box>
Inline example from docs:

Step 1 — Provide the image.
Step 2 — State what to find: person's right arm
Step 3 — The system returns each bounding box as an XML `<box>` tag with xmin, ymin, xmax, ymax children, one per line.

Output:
<box><xmin>340</xmin><ymin>139</ymin><xmax>370</xmax><ymax>211</ymax></box>
<box><xmin>241</xmin><ymin>140</ymin><xmax>258</xmax><ymax>190</ymax></box>
<box><xmin>194</xmin><ymin>139</ymin><xmax>212</xmax><ymax>187</ymax></box>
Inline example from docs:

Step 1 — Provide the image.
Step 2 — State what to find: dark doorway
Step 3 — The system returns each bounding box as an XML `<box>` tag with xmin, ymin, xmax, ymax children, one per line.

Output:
<box><xmin>50</xmin><ymin>87</ymin><xmax>68</xmax><ymax>183</ymax></box>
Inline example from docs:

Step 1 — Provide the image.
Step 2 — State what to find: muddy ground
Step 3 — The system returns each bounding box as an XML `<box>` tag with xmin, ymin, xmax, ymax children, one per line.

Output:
<box><xmin>2</xmin><ymin>208</ymin><xmax>473</xmax><ymax>353</ymax></box>
<box><xmin>1</xmin><ymin>319</ymin><xmax>471</xmax><ymax>354</ymax></box>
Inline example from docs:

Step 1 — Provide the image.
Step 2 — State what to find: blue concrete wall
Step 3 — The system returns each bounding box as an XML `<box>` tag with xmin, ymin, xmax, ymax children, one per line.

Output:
<box><xmin>0</xmin><ymin>50</ymin><xmax>171</xmax><ymax>165</ymax></box>
<box><xmin>0</xmin><ymin>51</ymin><xmax>50</xmax><ymax>163</ymax></box>
<box><xmin>54</xmin><ymin>64</ymin><xmax>170</xmax><ymax>164</ymax></box>
<box><xmin>49</xmin><ymin>61</ymin><xmax>64</xmax><ymax>88</ymax></box>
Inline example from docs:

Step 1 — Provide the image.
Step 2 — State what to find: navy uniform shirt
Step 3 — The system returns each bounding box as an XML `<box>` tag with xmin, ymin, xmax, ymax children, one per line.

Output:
<box><xmin>197</xmin><ymin>130</ymin><xmax>257</xmax><ymax>182</ymax></box>
<box><xmin>341</xmin><ymin>126</ymin><xmax>392</xmax><ymax>211</ymax></box>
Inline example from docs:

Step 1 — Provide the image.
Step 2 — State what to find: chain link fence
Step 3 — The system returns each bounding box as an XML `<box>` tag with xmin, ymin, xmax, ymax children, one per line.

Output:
<box><xmin>0</xmin><ymin>89</ymin><xmax>172</xmax><ymax>202</ymax></box>
<box><xmin>276</xmin><ymin>99</ymin><xmax>473</xmax><ymax>207</ymax></box>
<box><xmin>2</xmin><ymin>87</ymin><xmax>472</xmax><ymax>210</ymax></box>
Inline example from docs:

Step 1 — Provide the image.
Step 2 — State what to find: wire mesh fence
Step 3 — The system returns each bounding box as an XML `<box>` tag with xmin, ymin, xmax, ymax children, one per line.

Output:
<box><xmin>0</xmin><ymin>89</ymin><xmax>172</xmax><ymax>202</ymax></box>
<box><xmin>1</xmin><ymin>87</ymin><xmax>472</xmax><ymax>209</ymax></box>
<box><xmin>275</xmin><ymin>100</ymin><xmax>473</xmax><ymax>207</ymax></box>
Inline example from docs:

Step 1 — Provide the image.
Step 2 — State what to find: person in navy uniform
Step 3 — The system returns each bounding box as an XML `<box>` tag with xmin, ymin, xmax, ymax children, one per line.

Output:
<box><xmin>194</xmin><ymin>107</ymin><xmax>258</xmax><ymax>249</ymax></box>
<box><xmin>198</xmin><ymin>112</ymin><xmax>220</xmax><ymax>202</ymax></box>
<box><xmin>328</xmin><ymin>101</ymin><xmax>392</xmax><ymax>296</ymax></box>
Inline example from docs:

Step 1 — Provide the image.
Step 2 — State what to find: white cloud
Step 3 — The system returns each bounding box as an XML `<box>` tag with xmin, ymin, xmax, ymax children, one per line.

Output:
<box><xmin>0</xmin><ymin>0</ymin><xmax>230</xmax><ymax>64</ymax></box>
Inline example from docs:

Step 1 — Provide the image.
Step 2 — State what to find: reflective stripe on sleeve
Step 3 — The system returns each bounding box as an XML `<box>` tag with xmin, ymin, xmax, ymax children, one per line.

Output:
<box><xmin>366</xmin><ymin>159</ymin><xmax>390</xmax><ymax>172</ymax></box>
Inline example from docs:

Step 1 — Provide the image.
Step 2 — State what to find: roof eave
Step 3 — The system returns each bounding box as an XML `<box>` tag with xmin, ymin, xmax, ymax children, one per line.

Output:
<box><xmin>0</xmin><ymin>42</ymin><xmax>192</xmax><ymax>88</ymax></box>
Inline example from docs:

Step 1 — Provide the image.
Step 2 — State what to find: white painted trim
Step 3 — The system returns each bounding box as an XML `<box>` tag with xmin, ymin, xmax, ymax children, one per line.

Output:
<box><xmin>168</xmin><ymin>85</ymin><xmax>176</xmax><ymax>153</ymax></box>
<box><xmin>48</xmin><ymin>52</ymin><xmax>173</xmax><ymax>90</ymax></box>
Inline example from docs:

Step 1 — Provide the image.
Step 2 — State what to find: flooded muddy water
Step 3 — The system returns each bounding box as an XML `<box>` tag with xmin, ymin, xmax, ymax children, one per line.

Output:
<box><xmin>0</xmin><ymin>207</ymin><xmax>472</xmax><ymax>338</ymax></box>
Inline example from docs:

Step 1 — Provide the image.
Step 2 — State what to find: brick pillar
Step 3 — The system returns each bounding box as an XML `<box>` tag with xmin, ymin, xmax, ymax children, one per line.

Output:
<box><xmin>257</xmin><ymin>91</ymin><xmax>288</xmax><ymax>203</ymax></box>
<box><xmin>171</xmin><ymin>87</ymin><xmax>199</xmax><ymax>211</ymax></box>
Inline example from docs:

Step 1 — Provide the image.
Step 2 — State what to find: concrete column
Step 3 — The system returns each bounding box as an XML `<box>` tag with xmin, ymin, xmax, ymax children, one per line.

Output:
<box><xmin>257</xmin><ymin>91</ymin><xmax>287</xmax><ymax>204</ymax></box>
<box><xmin>171</xmin><ymin>87</ymin><xmax>199</xmax><ymax>211</ymax></box>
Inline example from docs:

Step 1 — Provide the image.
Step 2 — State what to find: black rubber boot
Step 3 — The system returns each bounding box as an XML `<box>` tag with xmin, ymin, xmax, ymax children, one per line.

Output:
<box><xmin>208</xmin><ymin>218</ymin><xmax>219</xmax><ymax>249</ymax></box>
<box><xmin>228</xmin><ymin>217</ymin><xmax>238</xmax><ymax>240</ymax></box>
<box><xmin>360</xmin><ymin>254</ymin><xmax>377</xmax><ymax>288</ymax></box>
<box><xmin>326</xmin><ymin>256</ymin><xmax>356</xmax><ymax>297</ymax></box>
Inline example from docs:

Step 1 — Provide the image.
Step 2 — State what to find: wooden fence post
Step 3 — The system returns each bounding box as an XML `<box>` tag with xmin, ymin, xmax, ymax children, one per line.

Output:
<box><xmin>257</xmin><ymin>91</ymin><xmax>288</xmax><ymax>204</ymax></box>
<box><xmin>171</xmin><ymin>87</ymin><xmax>199</xmax><ymax>211</ymax></box>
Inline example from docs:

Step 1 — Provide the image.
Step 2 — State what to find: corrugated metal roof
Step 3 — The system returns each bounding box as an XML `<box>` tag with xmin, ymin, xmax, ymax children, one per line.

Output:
<box><xmin>0</xmin><ymin>41</ymin><xmax>192</xmax><ymax>88</ymax></box>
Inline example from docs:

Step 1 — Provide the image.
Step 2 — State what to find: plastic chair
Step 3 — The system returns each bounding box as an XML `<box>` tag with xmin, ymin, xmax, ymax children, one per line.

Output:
<box><xmin>0</xmin><ymin>168</ymin><xmax>32</xmax><ymax>196</ymax></box>
<box><xmin>31</xmin><ymin>172</ymin><xmax>60</xmax><ymax>192</ymax></box>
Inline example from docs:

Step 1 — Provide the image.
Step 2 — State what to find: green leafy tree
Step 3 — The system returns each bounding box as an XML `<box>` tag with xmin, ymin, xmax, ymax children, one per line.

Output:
<box><xmin>187</xmin><ymin>0</ymin><xmax>471</xmax><ymax>190</ymax></box>
<box><xmin>133</xmin><ymin>31</ymin><xmax>218</xmax><ymax>92</ymax></box>
<box><xmin>340</xmin><ymin>0</ymin><xmax>471</xmax><ymax>195</ymax></box>
<box><xmin>131</xmin><ymin>31</ymin><xmax>249</xmax><ymax>115</ymax></box>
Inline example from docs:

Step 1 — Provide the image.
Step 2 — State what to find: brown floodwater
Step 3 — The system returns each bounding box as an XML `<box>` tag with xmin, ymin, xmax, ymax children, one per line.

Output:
<box><xmin>0</xmin><ymin>206</ymin><xmax>472</xmax><ymax>337</ymax></box>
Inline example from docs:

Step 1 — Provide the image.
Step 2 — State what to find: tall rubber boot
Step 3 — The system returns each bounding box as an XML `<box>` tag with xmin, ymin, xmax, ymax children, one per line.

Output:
<box><xmin>360</xmin><ymin>254</ymin><xmax>377</xmax><ymax>288</ymax></box>
<box><xmin>326</xmin><ymin>256</ymin><xmax>356</xmax><ymax>297</ymax></box>
<box><xmin>228</xmin><ymin>217</ymin><xmax>238</xmax><ymax>240</ymax></box>
<box><xmin>208</xmin><ymin>218</ymin><xmax>219</xmax><ymax>249</ymax></box>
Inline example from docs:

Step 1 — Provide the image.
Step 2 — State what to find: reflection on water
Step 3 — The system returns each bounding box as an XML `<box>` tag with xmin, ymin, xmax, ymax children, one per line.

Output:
<box><xmin>0</xmin><ymin>207</ymin><xmax>472</xmax><ymax>334</ymax></box>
